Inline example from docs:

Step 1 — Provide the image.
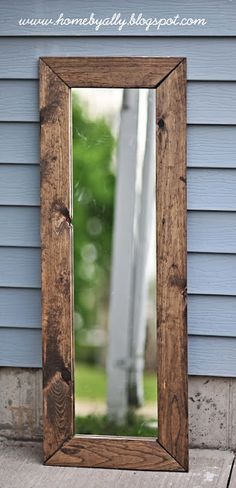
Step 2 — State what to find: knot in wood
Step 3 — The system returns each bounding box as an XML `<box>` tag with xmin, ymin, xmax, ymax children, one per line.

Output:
<box><xmin>158</xmin><ymin>118</ymin><xmax>165</xmax><ymax>129</ymax></box>
<box><xmin>61</xmin><ymin>368</ymin><xmax>71</xmax><ymax>384</ymax></box>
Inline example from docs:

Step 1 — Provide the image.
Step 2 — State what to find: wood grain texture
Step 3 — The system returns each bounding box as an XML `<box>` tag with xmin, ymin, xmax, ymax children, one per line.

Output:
<box><xmin>4</xmin><ymin>80</ymin><xmax>236</xmax><ymax>125</ymax></box>
<box><xmin>46</xmin><ymin>436</ymin><xmax>183</xmax><ymax>471</ymax></box>
<box><xmin>3</xmin><ymin>287</ymin><xmax>236</xmax><ymax>338</ymax></box>
<box><xmin>42</xmin><ymin>57</ymin><xmax>183</xmax><ymax>88</ymax></box>
<box><xmin>2</xmin><ymin>122</ymin><xmax>236</xmax><ymax>168</ymax></box>
<box><xmin>3</xmin><ymin>80</ymin><xmax>236</xmax><ymax>125</ymax></box>
<box><xmin>40</xmin><ymin>60</ymin><xmax>74</xmax><ymax>461</ymax></box>
<box><xmin>41</xmin><ymin>56</ymin><xmax>188</xmax><ymax>470</ymax></box>
<box><xmin>4</xmin><ymin>207</ymin><xmax>236</xmax><ymax>252</ymax></box>
<box><xmin>0</xmin><ymin>442</ymin><xmax>233</xmax><ymax>488</ymax></box>
<box><xmin>5</xmin><ymin>166</ymin><xmax>236</xmax><ymax>210</ymax></box>
<box><xmin>3</xmin><ymin>250</ymin><xmax>236</xmax><ymax>294</ymax></box>
<box><xmin>4</xmin><ymin>330</ymin><xmax>236</xmax><ymax>376</ymax></box>
<box><xmin>156</xmin><ymin>60</ymin><xmax>188</xmax><ymax>470</ymax></box>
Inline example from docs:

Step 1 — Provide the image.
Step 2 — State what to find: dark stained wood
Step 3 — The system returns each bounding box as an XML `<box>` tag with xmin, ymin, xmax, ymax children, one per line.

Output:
<box><xmin>40</xmin><ymin>56</ymin><xmax>188</xmax><ymax>471</ymax></box>
<box><xmin>41</xmin><ymin>57</ymin><xmax>184</xmax><ymax>88</ymax></box>
<box><xmin>156</xmin><ymin>59</ymin><xmax>188</xmax><ymax>470</ymax></box>
<box><xmin>46</xmin><ymin>436</ymin><xmax>183</xmax><ymax>471</ymax></box>
<box><xmin>40</xmin><ymin>59</ymin><xmax>74</xmax><ymax>461</ymax></box>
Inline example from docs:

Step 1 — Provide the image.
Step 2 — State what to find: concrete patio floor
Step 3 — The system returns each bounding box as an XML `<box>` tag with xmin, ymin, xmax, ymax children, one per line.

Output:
<box><xmin>0</xmin><ymin>439</ymin><xmax>235</xmax><ymax>487</ymax></box>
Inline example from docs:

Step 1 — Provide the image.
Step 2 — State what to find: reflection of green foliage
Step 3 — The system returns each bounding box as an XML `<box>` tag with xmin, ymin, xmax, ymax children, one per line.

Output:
<box><xmin>75</xmin><ymin>363</ymin><xmax>157</xmax><ymax>435</ymax></box>
<box><xmin>75</xmin><ymin>363</ymin><xmax>157</xmax><ymax>403</ymax></box>
<box><xmin>73</xmin><ymin>93</ymin><xmax>116</xmax><ymax>361</ymax></box>
<box><xmin>75</xmin><ymin>411</ymin><xmax>157</xmax><ymax>437</ymax></box>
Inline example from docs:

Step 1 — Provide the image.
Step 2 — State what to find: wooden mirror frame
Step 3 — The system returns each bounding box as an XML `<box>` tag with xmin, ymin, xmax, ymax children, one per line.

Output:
<box><xmin>40</xmin><ymin>57</ymin><xmax>188</xmax><ymax>471</ymax></box>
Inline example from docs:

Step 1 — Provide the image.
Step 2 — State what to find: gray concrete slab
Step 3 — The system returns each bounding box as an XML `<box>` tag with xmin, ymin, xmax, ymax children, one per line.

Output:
<box><xmin>228</xmin><ymin>459</ymin><xmax>236</xmax><ymax>487</ymax></box>
<box><xmin>0</xmin><ymin>440</ymin><xmax>234</xmax><ymax>488</ymax></box>
<box><xmin>2</xmin><ymin>368</ymin><xmax>236</xmax><ymax>451</ymax></box>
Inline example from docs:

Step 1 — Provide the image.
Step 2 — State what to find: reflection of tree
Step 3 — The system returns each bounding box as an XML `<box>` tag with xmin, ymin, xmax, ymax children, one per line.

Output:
<box><xmin>73</xmin><ymin>93</ymin><xmax>116</xmax><ymax>362</ymax></box>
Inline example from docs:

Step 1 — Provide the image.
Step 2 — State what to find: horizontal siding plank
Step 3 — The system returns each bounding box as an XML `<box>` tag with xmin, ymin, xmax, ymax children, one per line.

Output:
<box><xmin>0</xmin><ymin>248</ymin><xmax>40</xmax><ymax>288</ymax></box>
<box><xmin>1</xmin><ymin>290</ymin><xmax>235</xmax><ymax>338</ymax></box>
<box><xmin>188</xmin><ymin>295</ymin><xmax>236</xmax><ymax>337</ymax></box>
<box><xmin>188</xmin><ymin>126</ymin><xmax>236</xmax><ymax>168</ymax></box>
<box><xmin>0</xmin><ymin>207</ymin><xmax>40</xmax><ymax>246</ymax></box>
<box><xmin>188</xmin><ymin>336</ymin><xmax>236</xmax><ymax>376</ymax></box>
<box><xmin>1</xmin><ymin>165</ymin><xmax>236</xmax><ymax>211</ymax></box>
<box><xmin>1</xmin><ymin>81</ymin><xmax>236</xmax><ymax>124</ymax></box>
<box><xmin>0</xmin><ymin>288</ymin><xmax>41</xmax><ymax>328</ymax></box>
<box><xmin>0</xmin><ymin>123</ymin><xmax>39</xmax><ymax>164</ymax></box>
<box><xmin>0</xmin><ymin>81</ymin><xmax>38</xmax><ymax>122</ymax></box>
<box><xmin>0</xmin><ymin>9</ymin><xmax>235</xmax><ymax>376</ymax></box>
<box><xmin>0</xmin><ymin>1</ymin><xmax>235</xmax><ymax>37</ymax></box>
<box><xmin>188</xmin><ymin>83</ymin><xmax>236</xmax><ymax>125</ymax></box>
<box><xmin>1</xmin><ymin>38</ymin><xmax>236</xmax><ymax>81</ymax></box>
<box><xmin>1</xmin><ymin>328</ymin><xmax>235</xmax><ymax>376</ymax></box>
<box><xmin>188</xmin><ymin>211</ymin><xmax>236</xmax><ymax>253</ymax></box>
<box><xmin>1</xmin><ymin>123</ymin><xmax>236</xmax><ymax>168</ymax></box>
<box><xmin>0</xmin><ymin>165</ymin><xmax>39</xmax><ymax>205</ymax></box>
<box><xmin>0</xmin><ymin>248</ymin><xmax>236</xmax><ymax>295</ymax></box>
<box><xmin>2</xmin><ymin>208</ymin><xmax>236</xmax><ymax>253</ymax></box>
<box><xmin>188</xmin><ymin>169</ymin><xmax>236</xmax><ymax>211</ymax></box>
<box><xmin>0</xmin><ymin>328</ymin><xmax>41</xmax><ymax>368</ymax></box>
<box><xmin>188</xmin><ymin>253</ymin><xmax>236</xmax><ymax>296</ymax></box>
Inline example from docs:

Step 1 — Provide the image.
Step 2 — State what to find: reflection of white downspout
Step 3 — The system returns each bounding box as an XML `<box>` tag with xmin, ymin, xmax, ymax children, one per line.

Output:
<box><xmin>107</xmin><ymin>89</ymin><xmax>139</xmax><ymax>423</ymax></box>
<box><xmin>129</xmin><ymin>90</ymin><xmax>156</xmax><ymax>407</ymax></box>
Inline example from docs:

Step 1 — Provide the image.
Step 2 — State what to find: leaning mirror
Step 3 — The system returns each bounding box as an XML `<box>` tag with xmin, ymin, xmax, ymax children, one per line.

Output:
<box><xmin>40</xmin><ymin>57</ymin><xmax>188</xmax><ymax>471</ymax></box>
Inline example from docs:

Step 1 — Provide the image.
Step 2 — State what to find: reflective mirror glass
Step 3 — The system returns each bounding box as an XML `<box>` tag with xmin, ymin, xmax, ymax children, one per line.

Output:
<box><xmin>72</xmin><ymin>88</ymin><xmax>157</xmax><ymax>436</ymax></box>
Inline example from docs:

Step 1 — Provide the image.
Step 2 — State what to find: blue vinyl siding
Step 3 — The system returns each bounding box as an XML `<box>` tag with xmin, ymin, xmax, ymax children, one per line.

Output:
<box><xmin>1</xmin><ymin>248</ymin><xmax>236</xmax><ymax>295</ymax></box>
<box><xmin>0</xmin><ymin>1</ymin><xmax>235</xmax><ymax>37</ymax></box>
<box><xmin>1</xmin><ymin>290</ymin><xmax>236</xmax><ymax>338</ymax></box>
<box><xmin>0</xmin><ymin>0</ymin><xmax>236</xmax><ymax>376</ymax></box>
<box><xmin>2</xmin><ymin>165</ymin><xmax>236</xmax><ymax>211</ymax></box>
<box><xmin>1</xmin><ymin>123</ymin><xmax>236</xmax><ymax>168</ymax></box>
<box><xmin>0</xmin><ymin>289</ymin><xmax>41</xmax><ymax>328</ymax></box>
<box><xmin>1</xmin><ymin>38</ymin><xmax>236</xmax><ymax>81</ymax></box>
<box><xmin>1</xmin><ymin>329</ymin><xmax>236</xmax><ymax>376</ymax></box>
<box><xmin>0</xmin><ymin>248</ymin><xmax>40</xmax><ymax>288</ymax></box>
<box><xmin>188</xmin><ymin>295</ymin><xmax>236</xmax><ymax>337</ymax></box>
<box><xmin>2</xmin><ymin>208</ymin><xmax>236</xmax><ymax>253</ymax></box>
<box><xmin>0</xmin><ymin>328</ymin><xmax>42</xmax><ymax>368</ymax></box>
<box><xmin>1</xmin><ymin>81</ymin><xmax>236</xmax><ymax>123</ymax></box>
<box><xmin>0</xmin><ymin>165</ymin><xmax>40</xmax><ymax>206</ymax></box>
<box><xmin>0</xmin><ymin>207</ymin><xmax>40</xmax><ymax>247</ymax></box>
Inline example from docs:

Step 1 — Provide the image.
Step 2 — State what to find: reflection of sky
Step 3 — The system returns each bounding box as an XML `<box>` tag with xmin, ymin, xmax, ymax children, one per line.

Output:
<box><xmin>73</xmin><ymin>88</ymin><xmax>149</xmax><ymax>176</ymax></box>
<box><xmin>74</xmin><ymin>88</ymin><xmax>123</xmax><ymax>117</ymax></box>
<box><xmin>73</xmin><ymin>88</ymin><xmax>123</xmax><ymax>137</ymax></box>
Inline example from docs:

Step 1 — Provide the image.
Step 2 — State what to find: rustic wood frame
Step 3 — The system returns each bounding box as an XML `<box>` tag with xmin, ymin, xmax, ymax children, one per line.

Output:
<box><xmin>40</xmin><ymin>57</ymin><xmax>188</xmax><ymax>471</ymax></box>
